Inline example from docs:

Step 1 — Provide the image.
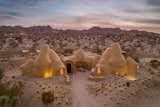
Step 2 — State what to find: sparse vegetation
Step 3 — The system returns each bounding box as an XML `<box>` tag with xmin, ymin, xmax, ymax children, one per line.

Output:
<box><xmin>0</xmin><ymin>96</ymin><xmax>9</xmax><ymax>107</ymax></box>
<box><xmin>150</xmin><ymin>60</ymin><xmax>160</xmax><ymax>69</ymax></box>
<box><xmin>63</xmin><ymin>48</ymin><xmax>73</xmax><ymax>55</ymax></box>
<box><xmin>8</xmin><ymin>81</ymin><xmax>24</xmax><ymax>97</ymax></box>
<box><xmin>10</xmin><ymin>96</ymin><xmax>20</xmax><ymax>107</ymax></box>
<box><xmin>0</xmin><ymin>67</ymin><xmax>4</xmax><ymax>80</ymax></box>
<box><xmin>92</xmin><ymin>48</ymin><xmax>102</xmax><ymax>54</ymax></box>
<box><xmin>134</xmin><ymin>57</ymin><xmax>139</xmax><ymax>63</ymax></box>
<box><xmin>0</xmin><ymin>82</ymin><xmax>23</xmax><ymax>107</ymax></box>
<box><xmin>41</xmin><ymin>90</ymin><xmax>55</xmax><ymax>105</ymax></box>
<box><xmin>0</xmin><ymin>68</ymin><xmax>23</xmax><ymax>107</ymax></box>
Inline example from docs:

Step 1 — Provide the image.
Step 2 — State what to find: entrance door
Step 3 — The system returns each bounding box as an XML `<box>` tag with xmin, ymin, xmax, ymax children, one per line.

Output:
<box><xmin>66</xmin><ymin>63</ymin><xmax>72</xmax><ymax>73</ymax></box>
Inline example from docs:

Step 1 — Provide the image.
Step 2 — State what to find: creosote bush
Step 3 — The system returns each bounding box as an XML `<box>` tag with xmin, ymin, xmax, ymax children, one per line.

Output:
<box><xmin>134</xmin><ymin>57</ymin><xmax>139</xmax><ymax>63</ymax></box>
<box><xmin>10</xmin><ymin>96</ymin><xmax>20</xmax><ymax>107</ymax></box>
<box><xmin>150</xmin><ymin>60</ymin><xmax>160</xmax><ymax>69</ymax></box>
<box><xmin>41</xmin><ymin>90</ymin><xmax>55</xmax><ymax>104</ymax></box>
<box><xmin>0</xmin><ymin>96</ymin><xmax>9</xmax><ymax>107</ymax></box>
<box><xmin>0</xmin><ymin>67</ymin><xmax>4</xmax><ymax>80</ymax></box>
<box><xmin>9</xmin><ymin>81</ymin><xmax>24</xmax><ymax>97</ymax></box>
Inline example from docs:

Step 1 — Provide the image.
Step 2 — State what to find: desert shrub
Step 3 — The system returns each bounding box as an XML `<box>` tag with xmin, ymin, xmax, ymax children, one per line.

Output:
<box><xmin>10</xmin><ymin>96</ymin><xmax>20</xmax><ymax>107</ymax></box>
<box><xmin>41</xmin><ymin>90</ymin><xmax>55</xmax><ymax>104</ymax></box>
<box><xmin>0</xmin><ymin>96</ymin><xmax>9</xmax><ymax>107</ymax></box>
<box><xmin>134</xmin><ymin>57</ymin><xmax>139</xmax><ymax>63</ymax></box>
<box><xmin>8</xmin><ymin>81</ymin><xmax>24</xmax><ymax>97</ymax></box>
<box><xmin>150</xmin><ymin>60</ymin><xmax>160</xmax><ymax>69</ymax></box>
<box><xmin>93</xmin><ymin>48</ymin><xmax>102</xmax><ymax>54</ymax></box>
<box><xmin>126</xmin><ymin>82</ymin><xmax>130</xmax><ymax>87</ymax></box>
<box><xmin>0</xmin><ymin>81</ymin><xmax>24</xmax><ymax>107</ymax></box>
<box><xmin>0</xmin><ymin>67</ymin><xmax>4</xmax><ymax>80</ymax></box>
<box><xmin>0</xmin><ymin>95</ymin><xmax>20</xmax><ymax>107</ymax></box>
<box><xmin>0</xmin><ymin>82</ymin><xmax>10</xmax><ymax>96</ymax></box>
<box><xmin>63</xmin><ymin>49</ymin><xmax>73</xmax><ymax>55</ymax></box>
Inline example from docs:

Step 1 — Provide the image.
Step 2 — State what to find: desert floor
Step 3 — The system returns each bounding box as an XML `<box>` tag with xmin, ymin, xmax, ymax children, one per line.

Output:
<box><xmin>71</xmin><ymin>71</ymin><xmax>160</xmax><ymax>107</ymax></box>
<box><xmin>2</xmin><ymin>63</ymin><xmax>160</xmax><ymax>107</ymax></box>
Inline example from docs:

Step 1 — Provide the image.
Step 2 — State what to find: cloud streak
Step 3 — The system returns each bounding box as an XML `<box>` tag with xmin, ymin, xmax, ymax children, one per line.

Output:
<box><xmin>0</xmin><ymin>11</ymin><xmax>23</xmax><ymax>21</ymax></box>
<box><xmin>146</xmin><ymin>0</ymin><xmax>160</xmax><ymax>6</ymax></box>
<box><xmin>0</xmin><ymin>11</ymin><xmax>23</xmax><ymax>17</ymax></box>
<box><xmin>0</xmin><ymin>0</ymin><xmax>53</xmax><ymax>7</ymax></box>
<box><xmin>124</xmin><ymin>18</ymin><xmax>160</xmax><ymax>25</ymax></box>
<box><xmin>0</xmin><ymin>15</ymin><xmax>16</xmax><ymax>21</ymax></box>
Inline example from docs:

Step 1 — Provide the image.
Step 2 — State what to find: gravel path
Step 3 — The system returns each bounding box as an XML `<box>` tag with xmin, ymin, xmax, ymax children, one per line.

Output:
<box><xmin>71</xmin><ymin>72</ymin><xmax>104</xmax><ymax>107</ymax></box>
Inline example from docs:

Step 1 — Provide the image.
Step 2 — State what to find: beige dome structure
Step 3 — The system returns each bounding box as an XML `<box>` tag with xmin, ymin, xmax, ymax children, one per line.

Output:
<box><xmin>125</xmin><ymin>57</ymin><xmax>138</xmax><ymax>81</ymax></box>
<box><xmin>95</xmin><ymin>43</ymin><xmax>127</xmax><ymax>75</ymax></box>
<box><xmin>49</xmin><ymin>49</ymin><xmax>66</xmax><ymax>75</ymax></box>
<box><xmin>20</xmin><ymin>44</ymin><xmax>67</xmax><ymax>78</ymax></box>
<box><xmin>33</xmin><ymin>44</ymin><xmax>52</xmax><ymax>77</ymax></box>
<box><xmin>126</xmin><ymin>57</ymin><xmax>138</xmax><ymax>75</ymax></box>
<box><xmin>63</xmin><ymin>49</ymin><xmax>100</xmax><ymax>73</ymax></box>
<box><xmin>20</xmin><ymin>59</ymin><xmax>35</xmax><ymax>76</ymax></box>
<box><xmin>21</xmin><ymin>43</ymin><xmax>138</xmax><ymax>82</ymax></box>
<box><xmin>90</xmin><ymin>43</ymin><xmax>138</xmax><ymax>81</ymax></box>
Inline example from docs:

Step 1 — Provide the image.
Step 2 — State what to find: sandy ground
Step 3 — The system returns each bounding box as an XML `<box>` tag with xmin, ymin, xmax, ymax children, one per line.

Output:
<box><xmin>3</xmin><ymin>67</ymin><xmax>72</xmax><ymax>107</ymax></box>
<box><xmin>124</xmin><ymin>86</ymin><xmax>160</xmax><ymax>107</ymax></box>
<box><xmin>87</xmin><ymin>69</ymin><xmax>160</xmax><ymax>107</ymax></box>
<box><xmin>20</xmin><ymin>77</ymin><xmax>72</xmax><ymax>107</ymax></box>
<box><xmin>71</xmin><ymin>70</ymin><xmax>160</xmax><ymax>107</ymax></box>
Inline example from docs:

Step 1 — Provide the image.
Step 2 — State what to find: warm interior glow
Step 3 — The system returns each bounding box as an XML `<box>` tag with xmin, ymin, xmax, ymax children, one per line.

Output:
<box><xmin>116</xmin><ymin>70</ymin><xmax>127</xmax><ymax>76</ymax></box>
<box><xmin>97</xmin><ymin>67</ymin><xmax>101</xmax><ymax>75</ymax></box>
<box><xmin>43</xmin><ymin>70</ymin><xmax>53</xmax><ymax>78</ymax></box>
<box><xmin>116</xmin><ymin>72</ymin><xmax>119</xmax><ymax>75</ymax></box>
<box><xmin>126</xmin><ymin>76</ymin><xmax>138</xmax><ymax>81</ymax></box>
<box><xmin>60</xmin><ymin>68</ymin><xmax>65</xmax><ymax>75</ymax></box>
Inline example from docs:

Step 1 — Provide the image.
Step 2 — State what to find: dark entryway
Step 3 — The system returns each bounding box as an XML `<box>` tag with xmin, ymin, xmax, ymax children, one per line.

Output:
<box><xmin>66</xmin><ymin>63</ymin><xmax>72</xmax><ymax>73</ymax></box>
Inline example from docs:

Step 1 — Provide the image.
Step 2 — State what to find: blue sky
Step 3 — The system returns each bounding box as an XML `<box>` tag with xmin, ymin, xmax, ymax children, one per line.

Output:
<box><xmin>0</xmin><ymin>0</ymin><xmax>160</xmax><ymax>33</ymax></box>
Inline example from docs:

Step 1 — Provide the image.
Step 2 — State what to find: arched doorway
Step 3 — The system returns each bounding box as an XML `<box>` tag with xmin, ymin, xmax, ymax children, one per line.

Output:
<box><xmin>66</xmin><ymin>63</ymin><xmax>72</xmax><ymax>73</ymax></box>
<box><xmin>65</xmin><ymin>60</ymin><xmax>76</xmax><ymax>74</ymax></box>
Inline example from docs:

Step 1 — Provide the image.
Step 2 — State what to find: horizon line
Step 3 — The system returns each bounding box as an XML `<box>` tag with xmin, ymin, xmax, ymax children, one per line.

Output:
<box><xmin>0</xmin><ymin>25</ymin><xmax>160</xmax><ymax>34</ymax></box>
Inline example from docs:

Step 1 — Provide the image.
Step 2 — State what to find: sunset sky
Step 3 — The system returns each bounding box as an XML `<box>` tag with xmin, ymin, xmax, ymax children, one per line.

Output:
<box><xmin>0</xmin><ymin>0</ymin><xmax>160</xmax><ymax>33</ymax></box>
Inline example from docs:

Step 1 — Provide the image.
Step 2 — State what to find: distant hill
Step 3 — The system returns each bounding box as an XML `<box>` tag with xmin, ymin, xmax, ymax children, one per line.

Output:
<box><xmin>0</xmin><ymin>25</ymin><xmax>159</xmax><ymax>39</ymax></box>
<box><xmin>0</xmin><ymin>25</ymin><xmax>159</xmax><ymax>58</ymax></box>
